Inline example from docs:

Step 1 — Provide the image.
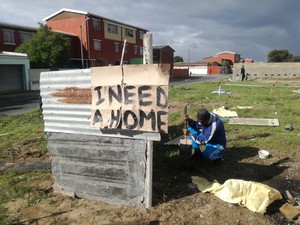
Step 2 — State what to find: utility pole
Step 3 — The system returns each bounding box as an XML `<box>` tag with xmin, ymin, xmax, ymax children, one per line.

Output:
<box><xmin>80</xmin><ymin>17</ymin><xmax>90</xmax><ymax>69</ymax></box>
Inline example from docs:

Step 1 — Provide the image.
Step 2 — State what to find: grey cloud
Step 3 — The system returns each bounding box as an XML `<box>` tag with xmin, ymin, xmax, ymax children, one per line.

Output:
<box><xmin>1</xmin><ymin>0</ymin><xmax>300</xmax><ymax>62</ymax></box>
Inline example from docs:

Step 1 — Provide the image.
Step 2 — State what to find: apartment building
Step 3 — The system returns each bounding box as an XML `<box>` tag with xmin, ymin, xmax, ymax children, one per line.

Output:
<box><xmin>0</xmin><ymin>22</ymin><xmax>36</xmax><ymax>52</ymax></box>
<box><xmin>44</xmin><ymin>8</ymin><xmax>148</xmax><ymax>68</ymax></box>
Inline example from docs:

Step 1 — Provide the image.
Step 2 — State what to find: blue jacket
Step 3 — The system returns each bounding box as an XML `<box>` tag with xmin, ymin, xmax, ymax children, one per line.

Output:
<box><xmin>188</xmin><ymin>113</ymin><xmax>226</xmax><ymax>147</ymax></box>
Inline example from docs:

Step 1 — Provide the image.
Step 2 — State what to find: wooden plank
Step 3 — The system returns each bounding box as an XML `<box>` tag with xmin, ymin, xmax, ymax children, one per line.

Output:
<box><xmin>229</xmin><ymin>118</ymin><xmax>279</xmax><ymax>126</ymax></box>
<box><xmin>164</xmin><ymin>135</ymin><xmax>193</xmax><ymax>146</ymax></box>
<box><xmin>279</xmin><ymin>203</ymin><xmax>300</xmax><ymax>220</ymax></box>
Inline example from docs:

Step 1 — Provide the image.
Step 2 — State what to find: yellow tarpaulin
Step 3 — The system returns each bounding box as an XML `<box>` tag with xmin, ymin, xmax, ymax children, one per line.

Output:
<box><xmin>192</xmin><ymin>176</ymin><xmax>282</xmax><ymax>214</ymax></box>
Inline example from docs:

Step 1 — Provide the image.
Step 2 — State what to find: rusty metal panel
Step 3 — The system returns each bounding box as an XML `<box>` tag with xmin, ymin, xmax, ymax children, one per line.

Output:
<box><xmin>40</xmin><ymin>69</ymin><xmax>160</xmax><ymax>141</ymax></box>
<box><xmin>48</xmin><ymin>132</ymin><xmax>147</xmax><ymax>206</ymax></box>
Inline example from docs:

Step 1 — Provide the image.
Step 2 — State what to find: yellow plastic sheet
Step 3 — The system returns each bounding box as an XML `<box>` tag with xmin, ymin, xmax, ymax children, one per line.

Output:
<box><xmin>192</xmin><ymin>176</ymin><xmax>282</xmax><ymax>214</ymax></box>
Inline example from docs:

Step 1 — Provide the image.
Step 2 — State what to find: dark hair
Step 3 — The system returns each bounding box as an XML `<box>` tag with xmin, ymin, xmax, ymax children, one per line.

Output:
<box><xmin>197</xmin><ymin>108</ymin><xmax>210</xmax><ymax>121</ymax></box>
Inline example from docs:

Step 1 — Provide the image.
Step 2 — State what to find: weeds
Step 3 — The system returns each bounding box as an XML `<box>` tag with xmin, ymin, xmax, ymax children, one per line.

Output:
<box><xmin>0</xmin><ymin>109</ymin><xmax>47</xmax><ymax>159</ymax></box>
<box><xmin>0</xmin><ymin>78</ymin><xmax>299</xmax><ymax>223</ymax></box>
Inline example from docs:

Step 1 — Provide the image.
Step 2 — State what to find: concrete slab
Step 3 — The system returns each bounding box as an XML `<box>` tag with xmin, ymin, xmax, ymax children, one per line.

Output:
<box><xmin>229</xmin><ymin>118</ymin><xmax>279</xmax><ymax>126</ymax></box>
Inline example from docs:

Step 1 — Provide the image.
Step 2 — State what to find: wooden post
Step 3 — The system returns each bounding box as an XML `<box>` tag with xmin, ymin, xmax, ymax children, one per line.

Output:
<box><xmin>145</xmin><ymin>139</ymin><xmax>153</xmax><ymax>208</ymax></box>
<box><xmin>144</xmin><ymin>32</ymin><xmax>154</xmax><ymax>208</ymax></box>
<box><xmin>143</xmin><ymin>33</ymin><xmax>153</xmax><ymax>64</ymax></box>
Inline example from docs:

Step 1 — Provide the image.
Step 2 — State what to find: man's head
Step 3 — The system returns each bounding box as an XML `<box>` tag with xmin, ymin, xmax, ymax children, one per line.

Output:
<box><xmin>197</xmin><ymin>108</ymin><xmax>211</xmax><ymax>125</ymax></box>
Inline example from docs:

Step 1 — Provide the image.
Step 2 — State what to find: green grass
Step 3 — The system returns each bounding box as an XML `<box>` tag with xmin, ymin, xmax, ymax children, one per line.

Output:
<box><xmin>0</xmin><ymin>109</ymin><xmax>47</xmax><ymax>159</ymax></box>
<box><xmin>168</xmin><ymin>79</ymin><xmax>300</xmax><ymax>153</ymax></box>
<box><xmin>0</xmin><ymin>171</ymin><xmax>52</xmax><ymax>224</ymax></box>
<box><xmin>0</xmin><ymin>109</ymin><xmax>49</xmax><ymax>224</ymax></box>
<box><xmin>0</xmin><ymin>171</ymin><xmax>51</xmax><ymax>204</ymax></box>
<box><xmin>0</xmin><ymin>78</ymin><xmax>300</xmax><ymax>223</ymax></box>
<box><xmin>0</xmin><ymin>206</ymin><xmax>11</xmax><ymax>225</ymax></box>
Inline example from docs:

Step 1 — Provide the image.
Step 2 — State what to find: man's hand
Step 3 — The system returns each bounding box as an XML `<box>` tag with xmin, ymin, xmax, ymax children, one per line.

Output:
<box><xmin>183</xmin><ymin>129</ymin><xmax>191</xmax><ymax>136</ymax></box>
<box><xmin>183</xmin><ymin>114</ymin><xmax>189</xmax><ymax>121</ymax></box>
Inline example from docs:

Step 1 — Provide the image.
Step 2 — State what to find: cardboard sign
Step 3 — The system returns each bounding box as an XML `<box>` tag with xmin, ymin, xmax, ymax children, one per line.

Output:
<box><xmin>90</xmin><ymin>64</ymin><xmax>170</xmax><ymax>133</ymax></box>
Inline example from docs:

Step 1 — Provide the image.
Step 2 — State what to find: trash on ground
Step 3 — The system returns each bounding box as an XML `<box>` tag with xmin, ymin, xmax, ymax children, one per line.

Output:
<box><xmin>292</xmin><ymin>89</ymin><xmax>300</xmax><ymax>94</ymax></box>
<box><xmin>284</xmin><ymin>124</ymin><xmax>294</xmax><ymax>131</ymax></box>
<box><xmin>286</xmin><ymin>190</ymin><xmax>298</xmax><ymax>206</ymax></box>
<box><xmin>212</xmin><ymin>106</ymin><xmax>238</xmax><ymax>118</ymax></box>
<box><xmin>211</xmin><ymin>83</ymin><xmax>231</xmax><ymax>94</ymax></box>
<box><xmin>192</xmin><ymin>176</ymin><xmax>282</xmax><ymax>214</ymax></box>
<box><xmin>236</xmin><ymin>106</ymin><xmax>253</xmax><ymax>109</ymax></box>
<box><xmin>279</xmin><ymin>202</ymin><xmax>300</xmax><ymax>220</ymax></box>
<box><xmin>211</xmin><ymin>90</ymin><xmax>232</xmax><ymax>94</ymax></box>
<box><xmin>258</xmin><ymin>150</ymin><xmax>270</xmax><ymax>159</ymax></box>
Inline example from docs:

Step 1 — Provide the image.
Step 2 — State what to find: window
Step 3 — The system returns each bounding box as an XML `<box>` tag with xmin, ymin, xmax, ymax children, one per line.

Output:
<box><xmin>125</xmin><ymin>28</ymin><xmax>133</xmax><ymax>37</ymax></box>
<box><xmin>114</xmin><ymin>42</ymin><xmax>119</xmax><ymax>53</ymax></box>
<box><xmin>121</xmin><ymin>44</ymin><xmax>128</xmax><ymax>54</ymax></box>
<box><xmin>139</xmin><ymin>31</ymin><xmax>144</xmax><ymax>40</ymax></box>
<box><xmin>3</xmin><ymin>29</ymin><xmax>15</xmax><ymax>44</ymax></box>
<box><xmin>93</xmin><ymin>39</ymin><xmax>102</xmax><ymax>51</ymax></box>
<box><xmin>108</xmin><ymin>23</ymin><xmax>118</xmax><ymax>34</ymax></box>
<box><xmin>20</xmin><ymin>31</ymin><xmax>33</xmax><ymax>43</ymax></box>
<box><xmin>139</xmin><ymin>46</ymin><xmax>143</xmax><ymax>55</ymax></box>
<box><xmin>92</xmin><ymin>19</ymin><xmax>101</xmax><ymax>30</ymax></box>
<box><xmin>134</xmin><ymin>45</ymin><xmax>138</xmax><ymax>55</ymax></box>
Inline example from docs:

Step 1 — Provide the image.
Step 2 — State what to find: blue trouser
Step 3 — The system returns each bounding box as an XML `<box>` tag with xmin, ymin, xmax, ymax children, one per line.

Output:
<box><xmin>187</xmin><ymin>128</ymin><xmax>225</xmax><ymax>160</ymax></box>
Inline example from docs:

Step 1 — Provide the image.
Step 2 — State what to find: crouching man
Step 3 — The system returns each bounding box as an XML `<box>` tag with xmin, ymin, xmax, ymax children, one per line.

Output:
<box><xmin>183</xmin><ymin>108</ymin><xmax>226</xmax><ymax>161</ymax></box>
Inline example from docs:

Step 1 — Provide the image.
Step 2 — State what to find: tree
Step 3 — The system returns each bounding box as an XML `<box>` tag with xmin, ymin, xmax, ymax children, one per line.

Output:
<box><xmin>174</xmin><ymin>55</ymin><xmax>183</xmax><ymax>62</ymax></box>
<box><xmin>267</xmin><ymin>49</ymin><xmax>293</xmax><ymax>62</ymax></box>
<box><xmin>293</xmin><ymin>56</ymin><xmax>300</xmax><ymax>62</ymax></box>
<box><xmin>16</xmin><ymin>23</ymin><xmax>70</xmax><ymax>68</ymax></box>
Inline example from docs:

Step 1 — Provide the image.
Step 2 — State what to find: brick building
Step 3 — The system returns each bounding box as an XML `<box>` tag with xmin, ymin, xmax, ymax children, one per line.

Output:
<box><xmin>1</xmin><ymin>9</ymin><xmax>175</xmax><ymax>76</ymax></box>
<box><xmin>217</xmin><ymin>51</ymin><xmax>241</xmax><ymax>64</ymax></box>
<box><xmin>0</xmin><ymin>22</ymin><xmax>36</xmax><ymax>52</ymax></box>
<box><xmin>44</xmin><ymin>8</ymin><xmax>148</xmax><ymax>68</ymax></box>
<box><xmin>153</xmin><ymin>45</ymin><xmax>175</xmax><ymax>77</ymax></box>
<box><xmin>202</xmin><ymin>51</ymin><xmax>247</xmax><ymax>74</ymax></box>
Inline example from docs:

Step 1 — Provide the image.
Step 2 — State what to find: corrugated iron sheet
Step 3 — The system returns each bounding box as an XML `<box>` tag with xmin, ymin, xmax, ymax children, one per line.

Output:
<box><xmin>40</xmin><ymin>69</ymin><xmax>160</xmax><ymax>141</ymax></box>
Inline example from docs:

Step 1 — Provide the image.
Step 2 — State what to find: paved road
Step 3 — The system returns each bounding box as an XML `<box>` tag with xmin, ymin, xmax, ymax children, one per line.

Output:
<box><xmin>0</xmin><ymin>75</ymin><xmax>229</xmax><ymax>118</ymax></box>
<box><xmin>169</xmin><ymin>74</ymin><xmax>229</xmax><ymax>86</ymax></box>
<box><xmin>0</xmin><ymin>91</ymin><xmax>40</xmax><ymax>118</ymax></box>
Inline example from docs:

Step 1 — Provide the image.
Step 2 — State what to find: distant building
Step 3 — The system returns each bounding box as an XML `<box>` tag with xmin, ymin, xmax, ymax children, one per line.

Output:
<box><xmin>203</xmin><ymin>55</ymin><xmax>232</xmax><ymax>75</ymax></box>
<box><xmin>173</xmin><ymin>62</ymin><xmax>207</xmax><ymax>78</ymax></box>
<box><xmin>153</xmin><ymin>45</ymin><xmax>175</xmax><ymax>77</ymax></box>
<box><xmin>202</xmin><ymin>51</ymin><xmax>255</xmax><ymax>75</ymax></box>
<box><xmin>203</xmin><ymin>56</ymin><xmax>223</xmax><ymax>64</ymax></box>
<box><xmin>0</xmin><ymin>22</ymin><xmax>36</xmax><ymax>52</ymax></box>
<box><xmin>217</xmin><ymin>51</ymin><xmax>241</xmax><ymax>64</ymax></box>
<box><xmin>1</xmin><ymin>9</ymin><xmax>174</xmax><ymax>71</ymax></box>
<box><xmin>242</xmin><ymin>58</ymin><xmax>254</xmax><ymax>63</ymax></box>
<box><xmin>0</xmin><ymin>51</ymin><xmax>30</xmax><ymax>92</ymax></box>
<box><xmin>44</xmin><ymin>8</ymin><xmax>148</xmax><ymax>68</ymax></box>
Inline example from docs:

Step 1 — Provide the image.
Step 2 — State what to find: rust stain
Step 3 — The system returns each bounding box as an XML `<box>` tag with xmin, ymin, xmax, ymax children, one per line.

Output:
<box><xmin>51</xmin><ymin>87</ymin><xmax>92</xmax><ymax>104</ymax></box>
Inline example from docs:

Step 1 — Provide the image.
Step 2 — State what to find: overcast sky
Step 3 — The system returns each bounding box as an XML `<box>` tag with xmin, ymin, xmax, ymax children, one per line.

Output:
<box><xmin>1</xmin><ymin>0</ymin><xmax>299</xmax><ymax>62</ymax></box>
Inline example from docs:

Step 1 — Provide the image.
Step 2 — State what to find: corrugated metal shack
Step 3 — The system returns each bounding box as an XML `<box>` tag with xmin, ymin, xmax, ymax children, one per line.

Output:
<box><xmin>40</xmin><ymin>67</ymin><xmax>167</xmax><ymax>207</ymax></box>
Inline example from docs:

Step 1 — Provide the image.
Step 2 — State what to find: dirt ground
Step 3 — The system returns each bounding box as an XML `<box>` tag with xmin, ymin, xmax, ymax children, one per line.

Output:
<box><xmin>2</xmin><ymin>135</ymin><xmax>300</xmax><ymax>225</ymax></box>
<box><xmin>2</xmin><ymin>96</ymin><xmax>300</xmax><ymax>225</ymax></box>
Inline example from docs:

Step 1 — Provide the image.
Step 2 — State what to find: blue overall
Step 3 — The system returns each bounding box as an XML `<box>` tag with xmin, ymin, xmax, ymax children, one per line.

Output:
<box><xmin>187</xmin><ymin>113</ymin><xmax>226</xmax><ymax>160</ymax></box>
